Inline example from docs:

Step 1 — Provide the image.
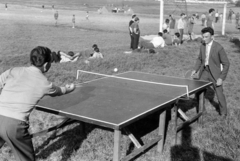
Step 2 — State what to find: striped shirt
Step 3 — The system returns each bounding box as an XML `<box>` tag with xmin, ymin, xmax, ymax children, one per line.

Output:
<box><xmin>0</xmin><ymin>66</ymin><xmax>66</xmax><ymax>122</ymax></box>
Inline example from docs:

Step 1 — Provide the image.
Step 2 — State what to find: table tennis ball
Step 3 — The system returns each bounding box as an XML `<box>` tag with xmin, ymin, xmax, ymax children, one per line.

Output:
<box><xmin>114</xmin><ymin>68</ymin><xmax>118</xmax><ymax>72</ymax></box>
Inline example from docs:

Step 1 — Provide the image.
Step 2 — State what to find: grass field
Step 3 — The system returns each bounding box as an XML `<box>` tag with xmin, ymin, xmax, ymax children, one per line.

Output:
<box><xmin>0</xmin><ymin>1</ymin><xmax>240</xmax><ymax>161</ymax></box>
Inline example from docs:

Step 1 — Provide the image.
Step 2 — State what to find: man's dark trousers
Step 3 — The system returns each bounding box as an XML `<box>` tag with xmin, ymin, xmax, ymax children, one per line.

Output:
<box><xmin>199</xmin><ymin>66</ymin><xmax>227</xmax><ymax>116</ymax></box>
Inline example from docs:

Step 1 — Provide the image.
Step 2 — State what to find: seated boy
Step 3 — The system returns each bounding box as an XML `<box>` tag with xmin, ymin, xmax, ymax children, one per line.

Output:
<box><xmin>163</xmin><ymin>29</ymin><xmax>173</xmax><ymax>46</ymax></box>
<box><xmin>89</xmin><ymin>47</ymin><xmax>103</xmax><ymax>59</ymax></box>
<box><xmin>173</xmin><ymin>32</ymin><xmax>181</xmax><ymax>46</ymax></box>
<box><xmin>0</xmin><ymin>46</ymin><xmax>76</xmax><ymax>161</ymax></box>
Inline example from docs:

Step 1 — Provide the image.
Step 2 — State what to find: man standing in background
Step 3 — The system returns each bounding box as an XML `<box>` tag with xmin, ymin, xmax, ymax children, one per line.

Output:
<box><xmin>129</xmin><ymin>14</ymin><xmax>136</xmax><ymax>50</ymax></box>
<box><xmin>177</xmin><ymin>13</ymin><xmax>186</xmax><ymax>44</ymax></box>
<box><xmin>169</xmin><ymin>15</ymin><xmax>176</xmax><ymax>40</ymax></box>
<box><xmin>54</xmin><ymin>10</ymin><xmax>59</xmax><ymax>26</ymax></box>
<box><xmin>206</xmin><ymin>8</ymin><xmax>215</xmax><ymax>29</ymax></box>
<box><xmin>130</xmin><ymin>17</ymin><xmax>140</xmax><ymax>51</ymax></box>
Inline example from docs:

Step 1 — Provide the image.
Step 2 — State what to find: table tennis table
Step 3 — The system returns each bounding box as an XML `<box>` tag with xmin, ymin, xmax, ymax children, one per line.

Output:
<box><xmin>34</xmin><ymin>71</ymin><xmax>212</xmax><ymax>161</ymax></box>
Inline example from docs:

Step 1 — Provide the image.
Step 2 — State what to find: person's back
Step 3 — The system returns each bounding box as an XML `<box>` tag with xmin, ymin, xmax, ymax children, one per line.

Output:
<box><xmin>206</xmin><ymin>15</ymin><xmax>214</xmax><ymax>27</ymax></box>
<box><xmin>90</xmin><ymin>48</ymin><xmax>103</xmax><ymax>59</ymax></box>
<box><xmin>0</xmin><ymin>46</ymin><xmax>75</xmax><ymax>161</ymax></box>
<box><xmin>201</xmin><ymin>14</ymin><xmax>206</xmax><ymax>19</ymax></box>
<box><xmin>0</xmin><ymin>66</ymin><xmax>51</xmax><ymax>121</ymax></box>
<box><xmin>151</xmin><ymin>35</ymin><xmax>165</xmax><ymax>48</ymax></box>
<box><xmin>54</xmin><ymin>11</ymin><xmax>58</xmax><ymax>19</ymax></box>
<box><xmin>163</xmin><ymin>30</ymin><xmax>172</xmax><ymax>46</ymax></box>
<box><xmin>92</xmin><ymin>52</ymin><xmax>103</xmax><ymax>58</ymax></box>
<box><xmin>169</xmin><ymin>17</ymin><xmax>176</xmax><ymax>29</ymax></box>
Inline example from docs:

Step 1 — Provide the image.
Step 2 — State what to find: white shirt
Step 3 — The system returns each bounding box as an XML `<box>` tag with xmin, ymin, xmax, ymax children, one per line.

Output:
<box><xmin>0</xmin><ymin>66</ymin><xmax>65</xmax><ymax>122</ymax></box>
<box><xmin>205</xmin><ymin>40</ymin><xmax>213</xmax><ymax>66</ymax></box>
<box><xmin>162</xmin><ymin>23</ymin><xmax>169</xmax><ymax>32</ymax></box>
<box><xmin>151</xmin><ymin>36</ymin><xmax>165</xmax><ymax>48</ymax></box>
<box><xmin>177</xmin><ymin>18</ymin><xmax>185</xmax><ymax>29</ymax></box>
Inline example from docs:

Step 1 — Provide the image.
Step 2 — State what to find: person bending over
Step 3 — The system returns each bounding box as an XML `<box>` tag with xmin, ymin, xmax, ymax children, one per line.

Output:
<box><xmin>0</xmin><ymin>46</ymin><xmax>76</xmax><ymax>161</ymax></box>
<box><xmin>138</xmin><ymin>32</ymin><xmax>165</xmax><ymax>50</ymax></box>
<box><xmin>163</xmin><ymin>29</ymin><xmax>173</xmax><ymax>46</ymax></box>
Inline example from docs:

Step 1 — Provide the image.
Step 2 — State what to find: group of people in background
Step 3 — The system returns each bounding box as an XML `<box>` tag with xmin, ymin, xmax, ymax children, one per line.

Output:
<box><xmin>227</xmin><ymin>9</ymin><xmax>240</xmax><ymax>28</ymax></box>
<box><xmin>128</xmin><ymin>7</ymin><xmax>229</xmax><ymax>53</ymax></box>
<box><xmin>128</xmin><ymin>14</ymin><xmax>182</xmax><ymax>53</ymax></box>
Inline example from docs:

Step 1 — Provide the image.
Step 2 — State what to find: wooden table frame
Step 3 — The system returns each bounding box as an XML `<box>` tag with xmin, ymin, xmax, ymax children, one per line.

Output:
<box><xmin>32</xmin><ymin>89</ymin><xmax>206</xmax><ymax>161</ymax></box>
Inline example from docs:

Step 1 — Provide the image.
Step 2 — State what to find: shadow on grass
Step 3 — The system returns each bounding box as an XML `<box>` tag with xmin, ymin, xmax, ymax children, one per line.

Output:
<box><xmin>35</xmin><ymin>123</ymin><xmax>94</xmax><ymax>161</ymax></box>
<box><xmin>170</xmin><ymin>126</ymin><xmax>233</xmax><ymax>161</ymax></box>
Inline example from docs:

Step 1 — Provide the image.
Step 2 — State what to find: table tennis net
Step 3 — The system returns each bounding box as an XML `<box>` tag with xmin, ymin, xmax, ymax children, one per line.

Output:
<box><xmin>75</xmin><ymin>70</ymin><xmax>190</xmax><ymax>97</ymax></box>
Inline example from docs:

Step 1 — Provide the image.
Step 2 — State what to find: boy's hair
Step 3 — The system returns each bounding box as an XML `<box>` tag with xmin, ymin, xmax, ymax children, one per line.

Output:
<box><xmin>92</xmin><ymin>44</ymin><xmax>98</xmax><ymax>49</ymax></box>
<box><xmin>149</xmin><ymin>49</ymin><xmax>156</xmax><ymax>54</ymax></box>
<box><xmin>209</xmin><ymin>8</ymin><xmax>215</xmax><ymax>14</ymax></box>
<box><xmin>158</xmin><ymin>32</ymin><xmax>163</xmax><ymax>37</ymax></box>
<box><xmin>163</xmin><ymin>29</ymin><xmax>168</xmax><ymax>33</ymax></box>
<box><xmin>175</xmin><ymin>32</ymin><xmax>180</xmax><ymax>38</ymax></box>
<box><xmin>68</xmin><ymin>51</ymin><xmax>75</xmax><ymax>57</ymax></box>
<box><xmin>201</xmin><ymin>27</ymin><xmax>214</xmax><ymax>35</ymax></box>
<box><xmin>165</xmin><ymin>19</ymin><xmax>170</xmax><ymax>23</ymax></box>
<box><xmin>180</xmin><ymin>13</ymin><xmax>185</xmax><ymax>16</ymax></box>
<box><xmin>30</xmin><ymin>46</ymin><xmax>52</xmax><ymax>67</ymax></box>
<box><xmin>132</xmin><ymin>14</ymin><xmax>136</xmax><ymax>19</ymax></box>
<box><xmin>94</xmin><ymin>48</ymin><xmax>100</xmax><ymax>52</ymax></box>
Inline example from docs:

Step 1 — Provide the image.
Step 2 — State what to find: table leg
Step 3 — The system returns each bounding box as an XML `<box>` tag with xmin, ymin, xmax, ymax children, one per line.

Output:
<box><xmin>198</xmin><ymin>92</ymin><xmax>205</xmax><ymax>125</ymax></box>
<box><xmin>113</xmin><ymin>129</ymin><xmax>121</xmax><ymax>161</ymax></box>
<box><xmin>157</xmin><ymin>110</ymin><xmax>166</xmax><ymax>153</ymax></box>
<box><xmin>80</xmin><ymin>121</ymin><xmax>86</xmax><ymax>136</ymax></box>
<box><xmin>174</xmin><ymin>104</ymin><xmax>178</xmax><ymax>145</ymax></box>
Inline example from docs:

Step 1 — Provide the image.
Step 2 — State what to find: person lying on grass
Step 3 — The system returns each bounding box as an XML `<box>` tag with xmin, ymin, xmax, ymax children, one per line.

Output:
<box><xmin>51</xmin><ymin>51</ymin><xmax>81</xmax><ymax>63</ymax></box>
<box><xmin>0</xmin><ymin>46</ymin><xmax>76</xmax><ymax>161</ymax></box>
<box><xmin>138</xmin><ymin>32</ymin><xmax>165</xmax><ymax>50</ymax></box>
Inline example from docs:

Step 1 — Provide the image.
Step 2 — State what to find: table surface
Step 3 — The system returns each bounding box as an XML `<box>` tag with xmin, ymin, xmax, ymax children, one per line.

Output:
<box><xmin>37</xmin><ymin>71</ymin><xmax>212</xmax><ymax>129</ymax></box>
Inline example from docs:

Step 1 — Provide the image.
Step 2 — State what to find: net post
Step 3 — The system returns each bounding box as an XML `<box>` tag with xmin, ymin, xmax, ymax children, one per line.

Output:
<box><xmin>222</xmin><ymin>2</ymin><xmax>227</xmax><ymax>35</ymax></box>
<box><xmin>186</xmin><ymin>85</ymin><xmax>189</xmax><ymax>98</ymax></box>
<box><xmin>159</xmin><ymin>0</ymin><xmax>164</xmax><ymax>32</ymax></box>
<box><xmin>76</xmin><ymin>70</ymin><xmax>79</xmax><ymax>80</ymax></box>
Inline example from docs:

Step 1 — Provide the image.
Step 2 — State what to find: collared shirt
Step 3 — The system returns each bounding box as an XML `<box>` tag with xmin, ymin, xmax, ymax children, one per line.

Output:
<box><xmin>151</xmin><ymin>36</ymin><xmax>165</xmax><ymax>48</ymax></box>
<box><xmin>205</xmin><ymin>40</ymin><xmax>213</xmax><ymax>66</ymax></box>
<box><xmin>177</xmin><ymin>18</ymin><xmax>185</xmax><ymax>29</ymax></box>
<box><xmin>0</xmin><ymin>66</ymin><xmax>65</xmax><ymax>122</ymax></box>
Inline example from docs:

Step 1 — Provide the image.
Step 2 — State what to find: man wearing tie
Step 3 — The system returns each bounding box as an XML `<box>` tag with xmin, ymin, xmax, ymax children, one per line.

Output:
<box><xmin>191</xmin><ymin>27</ymin><xmax>230</xmax><ymax>118</ymax></box>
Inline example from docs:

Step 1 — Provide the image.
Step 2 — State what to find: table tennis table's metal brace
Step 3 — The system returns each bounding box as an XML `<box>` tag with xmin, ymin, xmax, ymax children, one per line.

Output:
<box><xmin>173</xmin><ymin>96</ymin><xmax>204</xmax><ymax>144</ymax></box>
<box><xmin>123</xmin><ymin>127</ymin><xmax>142</xmax><ymax>149</ymax></box>
<box><xmin>30</xmin><ymin>118</ymin><xmax>78</xmax><ymax>138</ymax></box>
<box><xmin>121</xmin><ymin>135</ymin><xmax>162</xmax><ymax>161</ymax></box>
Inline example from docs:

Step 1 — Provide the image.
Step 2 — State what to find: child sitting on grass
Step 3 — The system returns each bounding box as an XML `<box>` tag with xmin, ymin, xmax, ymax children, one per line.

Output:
<box><xmin>85</xmin><ymin>44</ymin><xmax>103</xmax><ymax>64</ymax></box>
<box><xmin>89</xmin><ymin>47</ymin><xmax>103</xmax><ymax>59</ymax></box>
<box><xmin>173</xmin><ymin>32</ymin><xmax>181</xmax><ymax>46</ymax></box>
